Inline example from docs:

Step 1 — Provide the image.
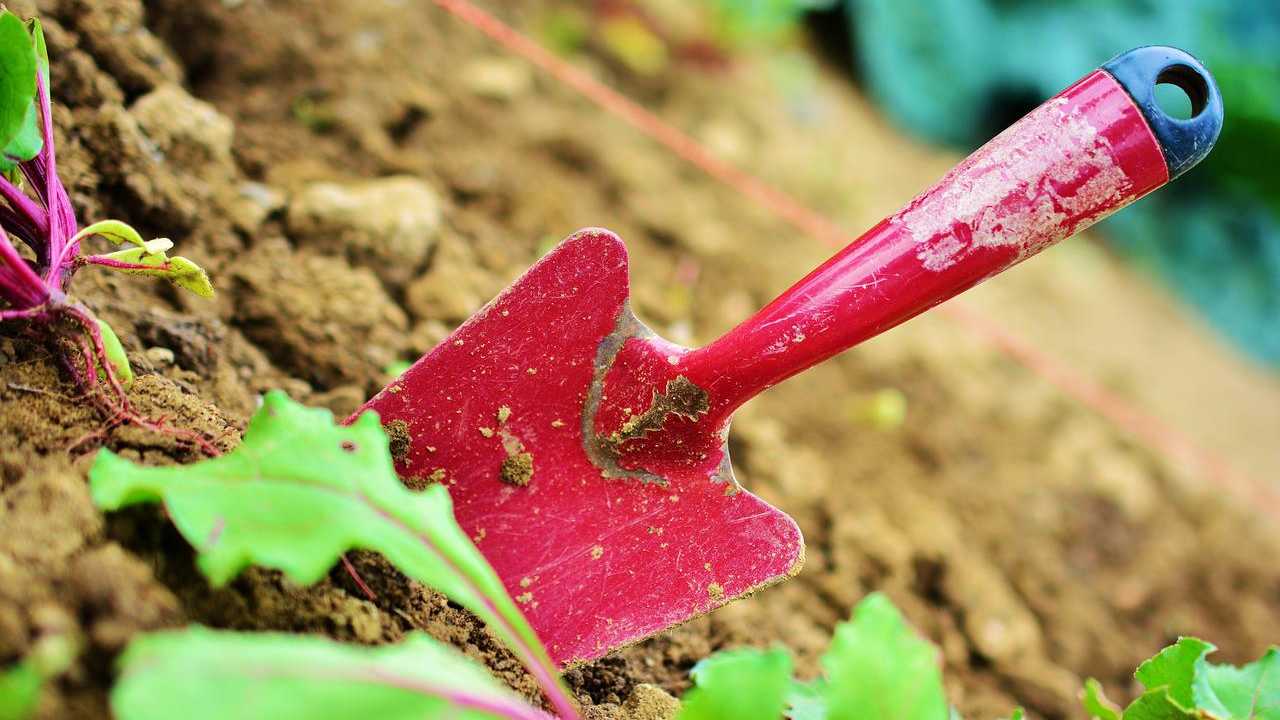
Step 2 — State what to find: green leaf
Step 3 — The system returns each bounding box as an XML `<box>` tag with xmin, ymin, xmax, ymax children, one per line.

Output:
<box><xmin>1135</xmin><ymin>638</ymin><xmax>1216</xmax><ymax>711</ymax></box>
<box><xmin>0</xmin><ymin>635</ymin><xmax>77</xmax><ymax>720</ymax></box>
<box><xmin>112</xmin><ymin>628</ymin><xmax>544</xmax><ymax>720</ymax></box>
<box><xmin>79</xmin><ymin>219</ymin><xmax>215</xmax><ymax>299</ymax></box>
<box><xmin>72</xmin><ymin>219</ymin><xmax>150</xmax><ymax>250</ymax></box>
<box><xmin>787</xmin><ymin>680</ymin><xmax>827</xmax><ymax>720</ymax></box>
<box><xmin>94</xmin><ymin>252</ymin><xmax>214</xmax><ymax>299</ymax></box>
<box><xmin>0</xmin><ymin>661</ymin><xmax>41</xmax><ymax>720</ymax></box>
<box><xmin>677</xmin><ymin>647</ymin><xmax>793</xmax><ymax>720</ymax></box>
<box><xmin>26</xmin><ymin>19</ymin><xmax>47</xmax><ymax>82</ymax></box>
<box><xmin>1192</xmin><ymin>647</ymin><xmax>1280</xmax><ymax>720</ymax></box>
<box><xmin>88</xmin><ymin>391</ymin><xmax>559</xmax><ymax>703</ymax></box>
<box><xmin>0</xmin><ymin>101</ymin><xmax>41</xmax><ymax>171</ymax></box>
<box><xmin>819</xmin><ymin>593</ymin><xmax>949</xmax><ymax>720</ymax></box>
<box><xmin>1120</xmin><ymin>688</ymin><xmax>1196</xmax><ymax>720</ymax></box>
<box><xmin>0</xmin><ymin>12</ymin><xmax>36</xmax><ymax>156</ymax></box>
<box><xmin>1085</xmin><ymin>676</ymin><xmax>1126</xmax><ymax>717</ymax></box>
<box><xmin>96</xmin><ymin>317</ymin><xmax>134</xmax><ymax>389</ymax></box>
<box><xmin>1082</xmin><ymin>678</ymin><xmax>1123</xmax><ymax>720</ymax></box>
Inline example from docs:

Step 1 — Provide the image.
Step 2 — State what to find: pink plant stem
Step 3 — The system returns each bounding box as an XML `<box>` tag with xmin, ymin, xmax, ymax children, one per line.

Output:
<box><xmin>0</xmin><ymin>177</ymin><xmax>47</xmax><ymax>239</ymax></box>
<box><xmin>82</xmin><ymin>255</ymin><xmax>170</xmax><ymax>272</ymax></box>
<box><xmin>340</xmin><ymin>555</ymin><xmax>378</xmax><ymax>601</ymax></box>
<box><xmin>0</xmin><ymin>235</ymin><xmax>50</xmax><ymax>307</ymax></box>
<box><xmin>364</xmin><ymin>499</ymin><xmax>579</xmax><ymax>719</ymax></box>
<box><xmin>361</xmin><ymin>667</ymin><xmax>556</xmax><ymax>720</ymax></box>
<box><xmin>0</xmin><ymin>306</ymin><xmax>46</xmax><ymax>321</ymax></box>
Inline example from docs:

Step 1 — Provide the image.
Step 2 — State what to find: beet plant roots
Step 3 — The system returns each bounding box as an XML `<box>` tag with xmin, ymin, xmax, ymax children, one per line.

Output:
<box><xmin>0</xmin><ymin>13</ymin><xmax>218</xmax><ymax>457</ymax></box>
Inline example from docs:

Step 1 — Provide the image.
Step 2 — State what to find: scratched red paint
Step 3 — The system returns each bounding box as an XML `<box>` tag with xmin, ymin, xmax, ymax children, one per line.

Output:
<box><xmin>356</xmin><ymin>70</ymin><xmax>1169</xmax><ymax>666</ymax></box>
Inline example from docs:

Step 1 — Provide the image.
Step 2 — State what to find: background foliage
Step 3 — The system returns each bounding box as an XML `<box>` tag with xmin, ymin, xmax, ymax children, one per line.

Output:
<box><xmin>713</xmin><ymin>0</ymin><xmax>1280</xmax><ymax>366</ymax></box>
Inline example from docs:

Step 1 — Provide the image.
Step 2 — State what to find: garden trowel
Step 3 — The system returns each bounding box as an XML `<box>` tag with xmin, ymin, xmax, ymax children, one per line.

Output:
<box><xmin>353</xmin><ymin>47</ymin><xmax>1221</xmax><ymax>666</ymax></box>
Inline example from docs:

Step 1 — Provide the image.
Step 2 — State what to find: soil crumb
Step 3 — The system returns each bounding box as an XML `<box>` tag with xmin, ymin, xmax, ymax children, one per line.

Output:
<box><xmin>500</xmin><ymin>451</ymin><xmax>534</xmax><ymax>487</ymax></box>
<box><xmin>598</xmin><ymin>376</ymin><xmax>710</xmax><ymax>457</ymax></box>
<box><xmin>384</xmin><ymin>419</ymin><xmax>411</xmax><ymax>461</ymax></box>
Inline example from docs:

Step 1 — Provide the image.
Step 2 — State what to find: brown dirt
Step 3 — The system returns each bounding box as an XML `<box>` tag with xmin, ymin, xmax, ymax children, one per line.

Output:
<box><xmin>2</xmin><ymin>1</ymin><xmax>1278</xmax><ymax>719</ymax></box>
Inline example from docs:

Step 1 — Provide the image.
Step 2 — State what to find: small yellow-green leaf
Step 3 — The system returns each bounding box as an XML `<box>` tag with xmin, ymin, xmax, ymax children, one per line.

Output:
<box><xmin>95</xmin><ymin>317</ymin><xmax>133</xmax><ymax>389</ymax></box>
<box><xmin>164</xmin><ymin>256</ymin><xmax>214</xmax><ymax>298</ymax></box>
<box><xmin>89</xmin><ymin>249</ymin><xmax>214</xmax><ymax>299</ymax></box>
<box><xmin>112</xmin><ymin>628</ymin><xmax>544</xmax><ymax>720</ymax></box>
<box><xmin>72</xmin><ymin>219</ymin><xmax>149</xmax><ymax>249</ymax></box>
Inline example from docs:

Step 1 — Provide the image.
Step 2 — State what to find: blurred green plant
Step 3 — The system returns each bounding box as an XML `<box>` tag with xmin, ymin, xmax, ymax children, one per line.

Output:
<box><xmin>1082</xmin><ymin>637</ymin><xmax>1279</xmax><ymax>719</ymax></box>
<box><xmin>0</xmin><ymin>635</ymin><xmax>78</xmax><ymax>720</ymax></box>
<box><xmin>110</xmin><ymin>629</ymin><xmax>550</xmax><ymax>720</ymax></box>
<box><xmin>705</xmin><ymin>0</ymin><xmax>838</xmax><ymax>45</ymax></box>
<box><xmin>676</xmin><ymin>592</ymin><xmax>1024</xmax><ymax>720</ymax></box>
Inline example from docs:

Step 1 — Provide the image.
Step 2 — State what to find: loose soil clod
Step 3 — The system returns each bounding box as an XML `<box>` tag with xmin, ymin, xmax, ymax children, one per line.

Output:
<box><xmin>500</xmin><ymin>451</ymin><xmax>534</xmax><ymax>487</ymax></box>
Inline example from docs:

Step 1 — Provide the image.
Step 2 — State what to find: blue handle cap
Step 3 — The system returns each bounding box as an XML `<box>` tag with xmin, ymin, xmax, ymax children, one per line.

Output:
<box><xmin>1102</xmin><ymin>46</ymin><xmax>1224</xmax><ymax>180</ymax></box>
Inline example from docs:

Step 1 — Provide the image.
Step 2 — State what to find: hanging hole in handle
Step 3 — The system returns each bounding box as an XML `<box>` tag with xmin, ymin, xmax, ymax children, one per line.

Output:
<box><xmin>1154</xmin><ymin>64</ymin><xmax>1209</xmax><ymax>120</ymax></box>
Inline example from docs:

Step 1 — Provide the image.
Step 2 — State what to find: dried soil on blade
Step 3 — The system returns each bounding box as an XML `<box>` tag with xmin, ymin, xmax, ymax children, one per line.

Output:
<box><xmin>2</xmin><ymin>1</ymin><xmax>1277</xmax><ymax>719</ymax></box>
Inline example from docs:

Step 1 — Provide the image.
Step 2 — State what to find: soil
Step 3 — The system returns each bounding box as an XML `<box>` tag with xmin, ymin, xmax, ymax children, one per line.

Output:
<box><xmin>2</xmin><ymin>1</ymin><xmax>1278</xmax><ymax>719</ymax></box>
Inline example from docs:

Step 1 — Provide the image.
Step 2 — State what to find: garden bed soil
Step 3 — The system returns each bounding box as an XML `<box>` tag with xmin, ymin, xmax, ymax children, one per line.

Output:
<box><xmin>2</xmin><ymin>1</ymin><xmax>1278</xmax><ymax>718</ymax></box>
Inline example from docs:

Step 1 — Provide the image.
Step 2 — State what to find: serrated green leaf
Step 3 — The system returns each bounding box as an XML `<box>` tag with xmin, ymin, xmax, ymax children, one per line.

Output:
<box><xmin>1082</xmin><ymin>678</ymin><xmax>1123</xmax><ymax>720</ymax></box>
<box><xmin>0</xmin><ymin>12</ymin><xmax>35</xmax><ymax>156</ymax></box>
<box><xmin>820</xmin><ymin>593</ymin><xmax>948</xmax><ymax>720</ymax></box>
<box><xmin>1192</xmin><ymin>647</ymin><xmax>1280</xmax><ymax>720</ymax></box>
<box><xmin>88</xmin><ymin>391</ymin><xmax>559</xmax><ymax>703</ymax></box>
<box><xmin>112</xmin><ymin>628</ymin><xmax>545</xmax><ymax>720</ymax></box>
<box><xmin>1136</xmin><ymin>638</ymin><xmax>1216</xmax><ymax>711</ymax></box>
<box><xmin>677</xmin><ymin>647</ymin><xmax>793</xmax><ymax>720</ymax></box>
<box><xmin>0</xmin><ymin>661</ymin><xmax>41</xmax><ymax>720</ymax></box>
<box><xmin>95</xmin><ymin>317</ymin><xmax>133</xmax><ymax>389</ymax></box>
<box><xmin>1005</xmin><ymin>710</ymin><xmax>1025</xmax><ymax>720</ymax></box>
<box><xmin>1120</xmin><ymin>688</ymin><xmax>1197</xmax><ymax>720</ymax></box>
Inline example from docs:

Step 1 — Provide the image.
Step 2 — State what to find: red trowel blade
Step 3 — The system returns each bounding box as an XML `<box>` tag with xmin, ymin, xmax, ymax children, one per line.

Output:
<box><xmin>354</xmin><ymin>229</ymin><xmax>803</xmax><ymax>666</ymax></box>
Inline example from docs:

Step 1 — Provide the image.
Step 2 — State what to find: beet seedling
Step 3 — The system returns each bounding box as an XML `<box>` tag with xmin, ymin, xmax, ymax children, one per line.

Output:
<box><xmin>111</xmin><ymin>629</ymin><xmax>552</xmax><ymax>720</ymax></box>
<box><xmin>0</xmin><ymin>11</ymin><xmax>213</xmax><ymax>451</ymax></box>
<box><xmin>677</xmin><ymin>592</ymin><xmax>1024</xmax><ymax>720</ymax></box>
<box><xmin>1083</xmin><ymin>638</ymin><xmax>1279</xmax><ymax>720</ymax></box>
<box><xmin>89</xmin><ymin>392</ymin><xmax>578</xmax><ymax>719</ymax></box>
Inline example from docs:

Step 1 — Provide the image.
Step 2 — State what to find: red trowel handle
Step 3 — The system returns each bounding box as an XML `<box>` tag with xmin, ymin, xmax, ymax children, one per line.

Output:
<box><xmin>682</xmin><ymin>46</ymin><xmax>1222</xmax><ymax>421</ymax></box>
